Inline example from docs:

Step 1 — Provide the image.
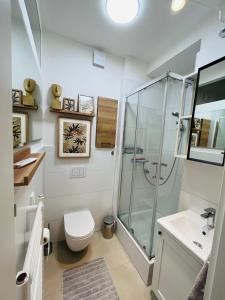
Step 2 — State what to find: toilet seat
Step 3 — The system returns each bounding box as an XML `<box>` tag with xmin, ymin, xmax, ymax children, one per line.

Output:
<box><xmin>64</xmin><ymin>210</ymin><xmax>95</xmax><ymax>239</ymax></box>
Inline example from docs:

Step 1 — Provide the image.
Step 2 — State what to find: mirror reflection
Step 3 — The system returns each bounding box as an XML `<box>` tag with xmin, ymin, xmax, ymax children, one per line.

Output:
<box><xmin>188</xmin><ymin>58</ymin><xmax>225</xmax><ymax>166</ymax></box>
<box><xmin>11</xmin><ymin>0</ymin><xmax>42</xmax><ymax>149</ymax></box>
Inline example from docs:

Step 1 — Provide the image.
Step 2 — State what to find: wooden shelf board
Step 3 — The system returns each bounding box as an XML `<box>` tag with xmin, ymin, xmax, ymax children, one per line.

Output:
<box><xmin>13</xmin><ymin>104</ymin><xmax>38</xmax><ymax>111</ymax></box>
<box><xmin>49</xmin><ymin>108</ymin><xmax>95</xmax><ymax>118</ymax></box>
<box><xmin>14</xmin><ymin>152</ymin><xmax>45</xmax><ymax>186</ymax></box>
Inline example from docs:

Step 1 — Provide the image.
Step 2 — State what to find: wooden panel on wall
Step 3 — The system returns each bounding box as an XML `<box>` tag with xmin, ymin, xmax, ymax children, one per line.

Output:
<box><xmin>96</xmin><ymin>97</ymin><xmax>118</xmax><ymax>148</ymax></box>
<box><xmin>199</xmin><ymin>119</ymin><xmax>211</xmax><ymax>147</ymax></box>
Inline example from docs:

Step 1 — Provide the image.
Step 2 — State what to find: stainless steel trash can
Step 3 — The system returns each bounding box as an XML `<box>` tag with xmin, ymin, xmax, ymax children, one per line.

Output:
<box><xmin>102</xmin><ymin>216</ymin><xmax>115</xmax><ymax>239</ymax></box>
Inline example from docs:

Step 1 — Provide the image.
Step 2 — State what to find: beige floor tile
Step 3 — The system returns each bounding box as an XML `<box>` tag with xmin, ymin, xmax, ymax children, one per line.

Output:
<box><xmin>111</xmin><ymin>261</ymin><xmax>151</xmax><ymax>300</ymax></box>
<box><xmin>44</xmin><ymin>232</ymin><xmax>151</xmax><ymax>300</ymax></box>
<box><xmin>44</xmin><ymin>291</ymin><xmax>62</xmax><ymax>300</ymax></box>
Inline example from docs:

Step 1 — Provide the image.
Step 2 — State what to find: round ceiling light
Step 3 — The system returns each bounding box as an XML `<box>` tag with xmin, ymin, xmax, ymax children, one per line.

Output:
<box><xmin>106</xmin><ymin>0</ymin><xmax>140</xmax><ymax>24</ymax></box>
<box><xmin>171</xmin><ymin>0</ymin><xmax>186</xmax><ymax>12</ymax></box>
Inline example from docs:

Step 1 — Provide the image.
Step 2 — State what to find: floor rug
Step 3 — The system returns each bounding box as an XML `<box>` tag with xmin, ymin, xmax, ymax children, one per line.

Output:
<box><xmin>63</xmin><ymin>257</ymin><xmax>119</xmax><ymax>300</ymax></box>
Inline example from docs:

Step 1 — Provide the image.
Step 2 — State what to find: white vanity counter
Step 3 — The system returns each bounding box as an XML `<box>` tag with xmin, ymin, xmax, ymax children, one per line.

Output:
<box><xmin>152</xmin><ymin>210</ymin><xmax>214</xmax><ymax>300</ymax></box>
<box><xmin>157</xmin><ymin>209</ymin><xmax>213</xmax><ymax>263</ymax></box>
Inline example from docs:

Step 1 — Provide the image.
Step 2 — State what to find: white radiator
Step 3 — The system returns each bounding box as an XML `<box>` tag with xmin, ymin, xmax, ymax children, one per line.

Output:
<box><xmin>16</xmin><ymin>201</ymin><xmax>44</xmax><ymax>300</ymax></box>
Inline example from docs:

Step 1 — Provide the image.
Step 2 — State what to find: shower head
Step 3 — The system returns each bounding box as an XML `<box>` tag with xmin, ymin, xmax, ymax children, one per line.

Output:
<box><xmin>171</xmin><ymin>112</ymin><xmax>179</xmax><ymax>118</ymax></box>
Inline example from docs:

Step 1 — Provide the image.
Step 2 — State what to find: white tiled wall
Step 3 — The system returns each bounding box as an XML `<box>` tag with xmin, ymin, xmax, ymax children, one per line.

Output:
<box><xmin>179</xmin><ymin>160</ymin><xmax>224</xmax><ymax>214</ymax></box>
<box><xmin>44</xmin><ymin>146</ymin><xmax>116</xmax><ymax>241</ymax></box>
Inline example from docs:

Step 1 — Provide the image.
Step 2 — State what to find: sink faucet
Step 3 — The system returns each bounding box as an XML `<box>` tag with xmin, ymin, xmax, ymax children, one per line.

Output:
<box><xmin>201</xmin><ymin>208</ymin><xmax>216</xmax><ymax>235</ymax></box>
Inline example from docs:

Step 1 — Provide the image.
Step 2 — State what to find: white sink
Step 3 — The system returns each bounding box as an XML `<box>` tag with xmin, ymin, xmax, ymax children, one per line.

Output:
<box><xmin>157</xmin><ymin>210</ymin><xmax>214</xmax><ymax>263</ymax></box>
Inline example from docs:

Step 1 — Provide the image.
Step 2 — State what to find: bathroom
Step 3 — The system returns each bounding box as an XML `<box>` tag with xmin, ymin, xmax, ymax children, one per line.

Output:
<box><xmin>1</xmin><ymin>0</ymin><xmax>225</xmax><ymax>299</ymax></box>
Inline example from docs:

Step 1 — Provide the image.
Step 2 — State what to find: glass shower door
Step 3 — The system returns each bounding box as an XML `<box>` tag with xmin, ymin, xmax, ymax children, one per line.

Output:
<box><xmin>118</xmin><ymin>93</ymin><xmax>139</xmax><ymax>228</ymax></box>
<box><xmin>129</xmin><ymin>78</ymin><xmax>167</xmax><ymax>257</ymax></box>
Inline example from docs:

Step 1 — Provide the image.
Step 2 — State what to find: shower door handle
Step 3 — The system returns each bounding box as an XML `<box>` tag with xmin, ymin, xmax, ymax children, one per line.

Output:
<box><xmin>151</xmin><ymin>162</ymin><xmax>158</xmax><ymax>179</ymax></box>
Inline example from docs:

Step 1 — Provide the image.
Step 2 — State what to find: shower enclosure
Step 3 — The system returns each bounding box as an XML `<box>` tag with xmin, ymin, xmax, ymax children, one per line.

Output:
<box><xmin>117</xmin><ymin>73</ymin><xmax>187</xmax><ymax>281</ymax></box>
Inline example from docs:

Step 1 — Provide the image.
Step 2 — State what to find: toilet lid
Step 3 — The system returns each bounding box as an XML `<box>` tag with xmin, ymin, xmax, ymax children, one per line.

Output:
<box><xmin>64</xmin><ymin>210</ymin><xmax>95</xmax><ymax>239</ymax></box>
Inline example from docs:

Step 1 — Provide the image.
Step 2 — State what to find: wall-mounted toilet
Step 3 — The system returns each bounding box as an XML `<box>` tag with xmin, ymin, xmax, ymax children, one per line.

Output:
<box><xmin>64</xmin><ymin>210</ymin><xmax>95</xmax><ymax>252</ymax></box>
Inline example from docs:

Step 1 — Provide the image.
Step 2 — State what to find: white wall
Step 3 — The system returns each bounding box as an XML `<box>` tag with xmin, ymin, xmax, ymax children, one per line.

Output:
<box><xmin>42</xmin><ymin>31</ymin><xmax>125</xmax><ymax>241</ymax></box>
<box><xmin>0</xmin><ymin>0</ymin><xmax>16</xmax><ymax>299</ymax></box>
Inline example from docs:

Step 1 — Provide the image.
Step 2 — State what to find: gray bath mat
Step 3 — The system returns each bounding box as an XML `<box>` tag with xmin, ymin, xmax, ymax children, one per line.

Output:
<box><xmin>63</xmin><ymin>257</ymin><xmax>119</xmax><ymax>300</ymax></box>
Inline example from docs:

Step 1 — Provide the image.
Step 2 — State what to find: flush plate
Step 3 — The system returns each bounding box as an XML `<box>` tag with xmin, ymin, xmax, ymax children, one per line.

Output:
<box><xmin>70</xmin><ymin>167</ymin><xmax>86</xmax><ymax>178</ymax></box>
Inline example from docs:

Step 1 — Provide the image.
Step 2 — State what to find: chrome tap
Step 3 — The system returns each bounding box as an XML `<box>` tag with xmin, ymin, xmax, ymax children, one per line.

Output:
<box><xmin>201</xmin><ymin>208</ymin><xmax>216</xmax><ymax>235</ymax></box>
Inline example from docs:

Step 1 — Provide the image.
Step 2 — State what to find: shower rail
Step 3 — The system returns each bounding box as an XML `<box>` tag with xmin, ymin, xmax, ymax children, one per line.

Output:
<box><xmin>126</xmin><ymin>72</ymin><xmax>183</xmax><ymax>98</ymax></box>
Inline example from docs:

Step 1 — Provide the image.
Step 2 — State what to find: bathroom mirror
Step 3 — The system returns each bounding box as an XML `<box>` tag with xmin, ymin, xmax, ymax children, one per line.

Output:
<box><xmin>187</xmin><ymin>56</ymin><xmax>225</xmax><ymax>166</ymax></box>
<box><xmin>24</xmin><ymin>0</ymin><xmax>41</xmax><ymax>63</ymax></box>
<box><xmin>11</xmin><ymin>0</ymin><xmax>42</xmax><ymax>149</ymax></box>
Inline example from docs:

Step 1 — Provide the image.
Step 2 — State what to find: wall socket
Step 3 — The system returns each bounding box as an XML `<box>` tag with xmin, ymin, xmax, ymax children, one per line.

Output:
<box><xmin>70</xmin><ymin>167</ymin><xmax>86</xmax><ymax>178</ymax></box>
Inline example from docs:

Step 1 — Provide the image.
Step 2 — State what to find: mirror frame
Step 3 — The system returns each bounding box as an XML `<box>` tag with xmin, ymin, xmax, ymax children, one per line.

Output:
<box><xmin>187</xmin><ymin>55</ymin><xmax>225</xmax><ymax>166</ymax></box>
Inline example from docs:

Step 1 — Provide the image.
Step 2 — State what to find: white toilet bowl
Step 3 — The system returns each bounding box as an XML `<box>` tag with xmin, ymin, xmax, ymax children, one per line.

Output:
<box><xmin>64</xmin><ymin>210</ymin><xmax>95</xmax><ymax>252</ymax></box>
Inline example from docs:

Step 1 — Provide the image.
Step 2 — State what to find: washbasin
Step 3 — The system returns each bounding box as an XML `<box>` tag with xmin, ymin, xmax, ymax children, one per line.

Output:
<box><xmin>157</xmin><ymin>210</ymin><xmax>214</xmax><ymax>263</ymax></box>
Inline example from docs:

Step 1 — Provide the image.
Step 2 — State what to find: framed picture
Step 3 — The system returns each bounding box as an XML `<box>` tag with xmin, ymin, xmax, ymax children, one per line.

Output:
<box><xmin>13</xmin><ymin>112</ymin><xmax>28</xmax><ymax>148</ymax></box>
<box><xmin>63</xmin><ymin>98</ymin><xmax>78</xmax><ymax>112</ymax></box>
<box><xmin>12</xmin><ymin>89</ymin><xmax>23</xmax><ymax>105</ymax></box>
<box><xmin>58</xmin><ymin>117</ymin><xmax>91</xmax><ymax>158</ymax></box>
<box><xmin>78</xmin><ymin>94</ymin><xmax>95</xmax><ymax>114</ymax></box>
<box><xmin>194</xmin><ymin>118</ymin><xmax>201</xmax><ymax>130</ymax></box>
<box><xmin>191</xmin><ymin>133</ymin><xmax>199</xmax><ymax>147</ymax></box>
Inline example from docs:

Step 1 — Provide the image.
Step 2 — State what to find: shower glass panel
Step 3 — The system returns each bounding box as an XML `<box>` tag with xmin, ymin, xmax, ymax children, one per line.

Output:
<box><xmin>118</xmin><ymin>93</ymin><xmax>139</xmax><ymax>228</ymax></box>
<box><xmin>154</xmin><ymin>77</ymin><xmax>184</xmax><ymax>253</ymax></box>
<box><xmin>129</xmin><ymin>79</ymin><xmax>167</xmax><ymax>257</ymax></box>
<box><xmin>118</xmin><ymin>74</ymin><xmax>185</xmax><ymax>259</ymax></box>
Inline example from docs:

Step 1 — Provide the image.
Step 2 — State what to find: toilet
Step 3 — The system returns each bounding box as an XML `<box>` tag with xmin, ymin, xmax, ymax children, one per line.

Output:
<box><xmin>64</xmin><ymin>210</ymin><xmax>95</xmax><ymax>252</ymax></box>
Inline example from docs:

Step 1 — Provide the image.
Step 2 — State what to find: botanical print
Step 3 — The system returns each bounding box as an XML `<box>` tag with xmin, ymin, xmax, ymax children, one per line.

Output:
<box><xmin>194</xmin><ymin>118</ymin><xmax>201</xmax><ymax>130</ymax></box>
<box><xmin>12</xmin><ymin>89</ymin><xmax>23</xmax><ymax>105</ymax></box>
<box><xmin>78</xmin><ymin>94</ymin><xmax>94</xmax><ymax>114</ymax></box>
<box><xmin>58</xmin><ymin>118</ymin><xmax>91</xmax><ymax>157</ymax></box>
<box><xmin>12</xmin><ymin>113</ymin><xmax>28</xmax><ymax>148</ymax></box>
<box><xmin>63</xmin><ymin>98</ymin><xmax>77</xmax><ymax>111</ymax></box>
<box><xmin>63</xmin><ymin>121</ymin><xmax>87</xmax><ymax>153</ymax></box>
<box><xmin>13</xmin><ymin>117</ymin><xmax>21</xmax><ymax>148</ymax></box>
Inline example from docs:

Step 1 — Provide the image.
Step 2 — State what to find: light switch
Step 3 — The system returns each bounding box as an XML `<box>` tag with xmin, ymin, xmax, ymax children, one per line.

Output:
<box><xmin>70</xmin><ymin>167</ymin><xmax>86</xmax><ymax>178</ymax></box>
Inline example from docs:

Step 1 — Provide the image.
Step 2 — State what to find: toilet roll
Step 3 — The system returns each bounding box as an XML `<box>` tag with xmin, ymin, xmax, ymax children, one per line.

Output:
<box><xmin>43</xmin><ymin>228</ymin><xmax>50</xmax><ymax>246</ymax></box>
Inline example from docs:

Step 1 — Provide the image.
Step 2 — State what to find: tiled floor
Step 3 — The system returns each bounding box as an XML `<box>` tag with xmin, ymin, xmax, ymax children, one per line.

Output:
<box><xmin>44</xmin><ymin>232</ymin><xmax>151</xmax><ymax>300</ymax></box>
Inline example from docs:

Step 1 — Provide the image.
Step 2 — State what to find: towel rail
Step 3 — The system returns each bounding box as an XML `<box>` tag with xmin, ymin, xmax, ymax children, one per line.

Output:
<box><xmin>16</xmin><ymin>201</ymin><xmax>44</xmax><ymax>300</ymax></box>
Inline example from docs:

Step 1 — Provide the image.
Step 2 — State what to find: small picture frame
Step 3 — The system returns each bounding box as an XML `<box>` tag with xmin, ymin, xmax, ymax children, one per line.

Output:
<box><xmin>78</xmin><ymin>94</ymin><xmax>95</xmax><ymax>115</ymax></box>
<box><xmin>58</xmin><ymin>117</ymin><xmax>91</xmax><ymax>158</ymax></box>
<box><xmin>62</xmin><ymin>98</ymin><xmax>77</xmax><ymax>111</ymax></box>
<box><xmin>194</xmin><ymin>118</ymin><xmax>201</xmax><ymax>130</ymax></box>
<box><xmin>12</xmin><ymin>89</ymin><xmax>23</xmax><ymax>105</ymax></box>
<box><xmin>13</xmin><ymin>112</ymin><xmax>28</xmax><ymax>148</ymax></box>
<box><xmin>191</xmin><ymin>133</ymin><xmax>199</xmax><ymax>147</ymax></box>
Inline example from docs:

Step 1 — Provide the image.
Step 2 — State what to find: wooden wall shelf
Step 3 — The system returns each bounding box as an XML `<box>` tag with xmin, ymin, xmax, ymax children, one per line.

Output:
<box><xmin>14</xmin><ymin>152</ymin><xmax>45</xmax><ymax>186</ymax></box>
<box><xmin>13</xmin><ymin>104</ymin><xmax>38</xmax><ymax>111</ymax></box>
<box><xmin>49</xmin><ymin>108</ymin><xmax>95</xmax><ymax>119</ymax></box>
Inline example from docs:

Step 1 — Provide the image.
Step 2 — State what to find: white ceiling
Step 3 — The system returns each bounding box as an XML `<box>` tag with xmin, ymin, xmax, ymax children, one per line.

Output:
<box><xmin>39</xmin><ymin>0</ymin><xmax>225</xmax><ymax>63</ymax></box>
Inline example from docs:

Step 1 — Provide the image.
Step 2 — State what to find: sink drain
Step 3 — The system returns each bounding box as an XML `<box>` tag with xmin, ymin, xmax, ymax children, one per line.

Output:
<box><xmin>193</xmin><ymin>241</ymin><xmax>203</xmax><ymax>249</ymax></box>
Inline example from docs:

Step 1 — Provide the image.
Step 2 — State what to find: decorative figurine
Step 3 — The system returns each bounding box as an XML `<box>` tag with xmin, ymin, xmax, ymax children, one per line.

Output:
<box><xmin>22</xmin><ymin>78</ymin><xmax>36</xmax><ymax>107</ymax></box>
<box><xmin>51</xmin><ymin>84</ymin><xmax>62</xmax><ymax>110</ymax></box>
